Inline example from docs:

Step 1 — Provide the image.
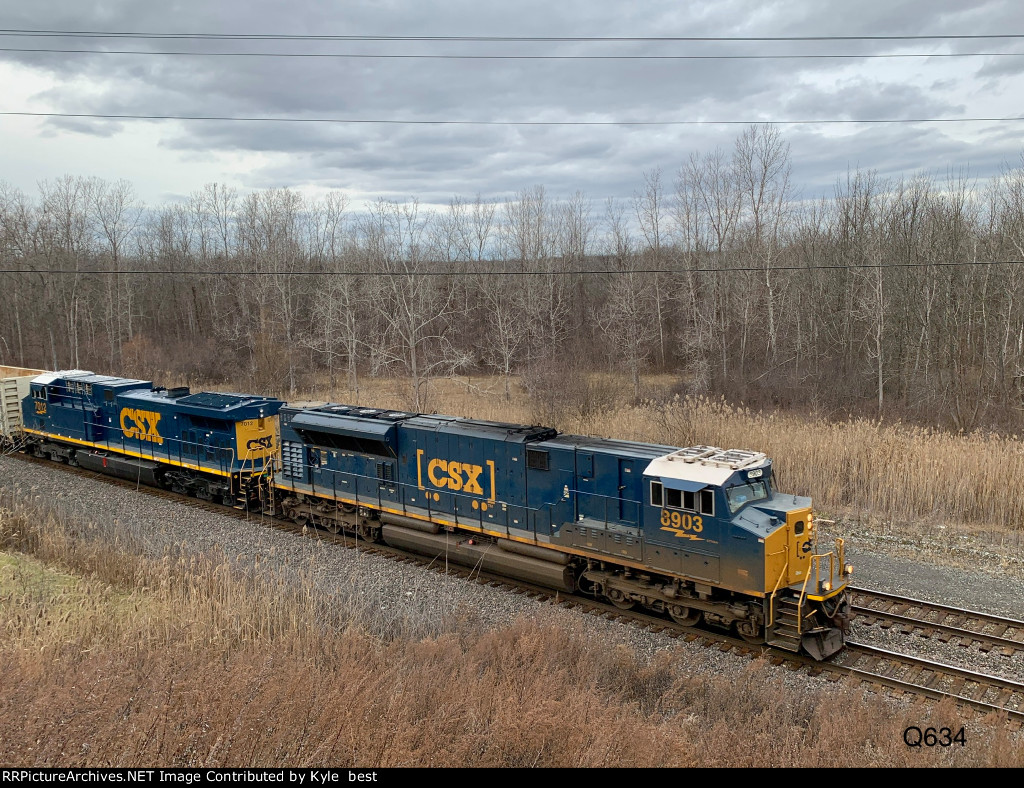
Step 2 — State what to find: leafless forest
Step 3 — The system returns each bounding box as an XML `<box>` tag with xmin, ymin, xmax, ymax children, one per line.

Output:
<box><xmin>3</xmin><ymin>126</ymin><xmax>1024</xmax><ymax>430</ymax></box>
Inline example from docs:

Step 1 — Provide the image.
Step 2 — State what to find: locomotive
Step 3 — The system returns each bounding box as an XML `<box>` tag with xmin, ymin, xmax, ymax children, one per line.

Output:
<box><xmin>18</xmin><ymin>370</ymin><xmax>282</xmax><ymax>508</ymax></box>
<box><xmin>12</xmin><ymin>369</ymin><xmax>851</xmax><ymax>660</ymax></box>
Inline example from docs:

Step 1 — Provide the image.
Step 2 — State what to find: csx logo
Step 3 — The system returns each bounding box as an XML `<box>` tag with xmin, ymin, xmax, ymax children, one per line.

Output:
<box><xmin>417</xmin><ymin>450</ymin><xmax>496</xmax><ymax>501</ymax></box>
<box><xmin>120</xmin><ymin>408</ymin><xmax>163</xmax><ymax>444</ymax></box>
<box><xmin>247</xmin><ymin>436</ymin><xmax>273</xmax><ymax>451</ymax></box>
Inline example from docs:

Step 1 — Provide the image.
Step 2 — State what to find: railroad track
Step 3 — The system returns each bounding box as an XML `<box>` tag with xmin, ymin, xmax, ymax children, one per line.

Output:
<box><xmin>831</xmin><ymin>642</ymin><xmax>1024</xmax><ymax>722</ymax></box>
<box><xmin>850</xmin><ymin>587</ymin><xmax>1024</xmax><ymax>657</ymax></box>
<box><xmin>5</xmin><ymin>449</ymin><xmax>1024</xmax><ymax>726</ymax></box>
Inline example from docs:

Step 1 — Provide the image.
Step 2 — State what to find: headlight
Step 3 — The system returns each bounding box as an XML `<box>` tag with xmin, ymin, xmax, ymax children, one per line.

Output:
<box><xmin>845</xmin><ymin>564</ymin><xmax>854</xmax><ymax>576</ymax></box>
<box><xmin>821</xmin><ymin>581</ymin><xmax>832</xmax><ymax>592</ymax></box>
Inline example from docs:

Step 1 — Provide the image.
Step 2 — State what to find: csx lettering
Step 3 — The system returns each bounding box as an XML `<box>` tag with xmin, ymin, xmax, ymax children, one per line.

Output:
<box><xmin>120</xmin><ymin>408</ymin><xmax>163</xmax><ymax>444</ymax></box>
<box><xmin>426</xmin><ymin>458</ymin><xmax>485</xmax><ymax>495</ymax></box>
<box><xmin>247</xmin><ymin>436</ymin><xmax>273</xmax><ymax>451</ymax></box>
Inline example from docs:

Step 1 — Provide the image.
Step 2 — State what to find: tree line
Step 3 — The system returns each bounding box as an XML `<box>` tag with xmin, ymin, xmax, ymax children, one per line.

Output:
<box><xmin>2</xmin><ymin>125</ymin><xmax>1023</xmax><ymax>430</ymax></box>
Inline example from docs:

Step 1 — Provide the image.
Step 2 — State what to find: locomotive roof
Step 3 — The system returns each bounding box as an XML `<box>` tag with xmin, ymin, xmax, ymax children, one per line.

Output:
<box><xmin>402</xmin><ymin>413</ymin><xmax>557</xmax><ymax>442</ymax></box>
<box><xmin>535</xmin><ymin>433</ymin><xmax>678</xmax><ymax>460</ymax></box>
<box><xmin>282</xmin><ymin>403</ymin><xmax>558</xmax><ymax>442</ymax></box>
<box><xmin>33</xmin><ymin>370</ymin><xmax>149</xmax><ymax>388</ymax></box>
<box><xmin>122</xmin><ymin>388</ymin><xmax>281</xmax><ymax>414</ymax></box>
<box><xmin>645</xmin><ymin>446</ymin><xmax>770</xmax><ymax>488</ymax></box>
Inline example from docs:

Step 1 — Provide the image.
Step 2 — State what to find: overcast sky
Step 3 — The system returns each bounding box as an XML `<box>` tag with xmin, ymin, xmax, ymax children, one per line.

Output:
<box><xmin>1</xmin><ymin>0</ymin><xmax>1023</xmax><ymax>210</ymax></box>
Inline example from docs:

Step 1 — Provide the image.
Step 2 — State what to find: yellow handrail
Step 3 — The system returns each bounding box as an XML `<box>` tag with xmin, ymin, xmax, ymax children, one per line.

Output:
<box><xmin>797</xmin><ymin>552</ymin><xmax>838</xmax><ymax>634</ymax></box>
<box><xmin>768</xmin><ymin>560</ymin><xmax>789</xmax><ymax>627</ymax></box>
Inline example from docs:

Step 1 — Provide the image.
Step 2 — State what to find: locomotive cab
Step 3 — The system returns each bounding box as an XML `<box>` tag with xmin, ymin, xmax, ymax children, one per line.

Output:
<box><xmin>642</xmin><ymin>446</ymin><xmax>850</xmax><ymax>659</ymax></box>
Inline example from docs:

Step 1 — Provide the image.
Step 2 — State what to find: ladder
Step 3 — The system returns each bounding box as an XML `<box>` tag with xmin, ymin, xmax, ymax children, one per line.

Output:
<box><xmin>766</xmin><ymin>596</ymin><xmax>803</xmax><ymax>652</ymax></box>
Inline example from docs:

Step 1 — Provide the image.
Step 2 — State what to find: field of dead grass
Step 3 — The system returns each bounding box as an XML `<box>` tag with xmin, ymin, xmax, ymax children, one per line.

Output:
<box><xmin>0</xmin><ymin>491</ymin><xmax>1020</xmax><ymax>767</ymax></box>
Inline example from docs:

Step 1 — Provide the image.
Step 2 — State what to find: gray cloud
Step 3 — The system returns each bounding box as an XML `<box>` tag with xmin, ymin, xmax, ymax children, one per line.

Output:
<box><xmin>2</xmin><ymin>0</ymin><xmax>1023</xmax><ymax>206</ymax></box>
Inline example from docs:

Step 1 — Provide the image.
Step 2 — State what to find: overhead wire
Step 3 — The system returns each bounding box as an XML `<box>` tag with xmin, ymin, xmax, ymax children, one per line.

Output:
<box><xmin>3</xmin><ymin>111</ymin><xmax>1022</xmax><ymax>125</ymax></box>
<box><xmin>1</xmin><ymin>29</ymin><xmax>1021</xmax><ymax>127</ymax></box>
<box><xmin>2</xmin><ymin>260</ymin><xmax>1023</xmax><ymax>277</ymax></box>
<box><xmin>1</xmin><ymin>29</ymin><xmax>1023</xmax><ymax>42</ymax></box>
<box><xmin>0</xmin><ymin>47</ymin><xmax>1021</xmax><ymax>60</ymax></box>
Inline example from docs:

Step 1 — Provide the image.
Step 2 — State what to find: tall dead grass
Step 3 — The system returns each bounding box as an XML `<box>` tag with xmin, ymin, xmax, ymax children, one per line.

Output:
<box><xmin>0</xmin><ymin>492</ymin><xmax>1020</xmax><ymax>767</ymax></box>
<box><xmin>655</xmin><ymin>396</ymin><xmax>1024</xmax><ymax>531</ymax></box>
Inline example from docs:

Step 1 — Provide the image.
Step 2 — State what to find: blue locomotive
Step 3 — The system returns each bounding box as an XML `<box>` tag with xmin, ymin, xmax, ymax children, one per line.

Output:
<box><xmin>273</xmin><ymin>403</ymin><xmax>851</xmax><ymax>659</ymax></box>
<box><xmin>21</xmin><ymin>370</ymin><xmax>283</xmax><ymax>507</ymax></box>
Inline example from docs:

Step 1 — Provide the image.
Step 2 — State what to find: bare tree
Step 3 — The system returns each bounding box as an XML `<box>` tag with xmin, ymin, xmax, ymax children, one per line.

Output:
<box><xmin>360</xmin><ymin>199</ymin><xmax>467</xmax><ymax>410</ymax></box>
<box><xmin>600</xmin><ymin>198</ymin><xmax>659</xmax><ymax>400</ymax></box>
<box><xmin>732</xmin><ymin>124</ymin><xmax>793</xmax><ymax>364</ymax></box>
<box><xmin>302</xmin><ymin>193</ymin><xmax>364</xmax><ymax>398</ymax></box>
<box><xmin>93</xmin><ymin>179</ymin><xmax>143</xmax><ymax>365</ymax></box>
<box><xmin>634</xmin><ymin>168</ymin><xmax>668</xmax><ymax>368</ymax></box>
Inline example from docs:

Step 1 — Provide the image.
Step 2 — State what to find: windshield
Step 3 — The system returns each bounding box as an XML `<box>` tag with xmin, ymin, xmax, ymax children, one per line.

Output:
<box><xmin>725</xmin><ymin>481</ymin><xmax>769</xmax><ymax>513</ymax></box>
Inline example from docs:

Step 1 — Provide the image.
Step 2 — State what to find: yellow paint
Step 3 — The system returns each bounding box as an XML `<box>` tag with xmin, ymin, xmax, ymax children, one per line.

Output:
<box><xmin>805</xmin><ymin>585</ymin><xmax>847</xmax><ymax>602</ymax></box>
<box><xmin>119</xmin><ymin>407</ymin><xmax>163</xmax><ymax>445</ymax></box>
<box><xmin>787</xmin><ymin>507</ymin><xmax>813</xmax><ymax>580</ymax></box>
<box><xmin>235</xmin><ymin>417</ymin><xmax>277</xmax><ymax>465</ymax></box>
<box><xmin>416</xmin><ymin>451</ymin><xmax>493</xmax><ymax>499</ymax></box>
<box><xmin>764</xmin><ymin>526</ymin><xmax>788</xmax><ymax>594</ymax></box>
<box><xmin>658</xmin><ymin>509</ymin><xmax>704</xmax><ymax>539</ymax></box>
<box><xmin>24</xmin><ymin>428</ymin><xmax>232</xmax><ymax>477</ymax></box>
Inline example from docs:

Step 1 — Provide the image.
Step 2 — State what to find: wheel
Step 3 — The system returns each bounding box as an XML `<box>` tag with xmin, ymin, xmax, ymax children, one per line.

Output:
<box><xmin>357</xmin><ymin>523</ymin><xmax>376</xmax><ymax>541</ymax></box>
<box><xmin>668</xmin><ymin>605</ymin><xmax>703</xmax><ymax>627</ymax></box>
<box><xmin>323</xmin><ymin>520</ymin><xmax>341</xmax><ymax>535</ymax></box>
<box><xmin>606</xmin><ymin>588</ymin><xmax>634</xmax><ymax>610</ymax></box>
<box><xmin>735</xmin><ymin>621</ymin><xmax>763</xmax><ymax>644</ymax></box>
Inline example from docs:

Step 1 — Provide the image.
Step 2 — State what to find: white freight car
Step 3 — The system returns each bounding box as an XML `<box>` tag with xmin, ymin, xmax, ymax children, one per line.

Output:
<box><xmin>0</xmin><ymin>365</ymin><xmax>46</xmax><ymax>447</ymax></box>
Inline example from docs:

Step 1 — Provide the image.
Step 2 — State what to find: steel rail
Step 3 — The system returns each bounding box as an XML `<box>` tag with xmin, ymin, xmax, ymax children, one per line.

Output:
<box><xmin>850</xmin><ymin>586</ymin><xmax>1024</xmax><ymax>655</ymax></box>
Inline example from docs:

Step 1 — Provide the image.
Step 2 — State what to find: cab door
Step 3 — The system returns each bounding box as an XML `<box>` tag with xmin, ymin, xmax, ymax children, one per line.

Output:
<box><xmin>617</xmin><ymin>458</ymin><xmax>638</xmax><ymax>523</ymax></box>
<box><xmin>786</xmin><ymin>507</ymin><xmax>814</xmax><ymax>586</ymax></box>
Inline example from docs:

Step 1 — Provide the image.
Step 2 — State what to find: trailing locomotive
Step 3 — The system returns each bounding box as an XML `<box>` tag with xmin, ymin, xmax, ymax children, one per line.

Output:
<box><xmin>20</xmin><ymin>370</ymin><xmax>283</xmax><ymax>508</ymax></box>
<box><xmin>12</xmin><ymin>370</ymin><xmax>851</xmax><ymax>660</ymax></box>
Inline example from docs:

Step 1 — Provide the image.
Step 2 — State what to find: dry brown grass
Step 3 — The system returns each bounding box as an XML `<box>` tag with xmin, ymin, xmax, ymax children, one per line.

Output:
<box><xmin>653</xmin><ymin>396</ymin><xmax>1024</xmax><ymax>533</ymax></box>
<box><xmin>0</xmin><ymin>493</ymin><xmax>1021</xmax><ymax>767</ymax></box>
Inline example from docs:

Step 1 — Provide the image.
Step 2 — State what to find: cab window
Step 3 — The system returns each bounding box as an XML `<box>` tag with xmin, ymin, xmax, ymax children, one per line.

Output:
<box><xmin>660</xmin><ymin>485</ymin><xmax>698</xmax><ymax>512</ymax></box>
<box><xmin>725</xmin><ymin>481</ymin><xmax>769</xmax><ymax>513</ymax></box>
<box><xmin>699</xmin><ymin>489</ymin><xmax>715</xmax><ymax>516</ymax></box>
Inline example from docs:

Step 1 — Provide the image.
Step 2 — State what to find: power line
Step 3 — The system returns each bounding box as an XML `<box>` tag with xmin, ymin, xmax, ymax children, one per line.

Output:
<box><xmin>2</xmin><ymin>260</ymin><xmax>1022</xmax><ymax>276</ymax></box>
<box><xmin>2</xmin><ymin>46</ymin><xmax>1021</xmax><ymax>60</ymax></box>
<box><xmin>2</xmin><ymin>29</ymin><xmax>1023</xmax><ymax>42</ymax></box>
<box><xmin>3</xmin><ymin>111</ymin><xmax>1022</xmax><ymax>126</ymax></box>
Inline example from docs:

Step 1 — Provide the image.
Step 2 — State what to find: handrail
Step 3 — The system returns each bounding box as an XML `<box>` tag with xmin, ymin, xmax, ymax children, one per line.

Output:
<box><xmin>768</xmin><ymin>559</ymin><xmax>789</xmax><ymax>627</ymax></box>
<box><xmin>797</xmin><ymin>552</ymin><xmax>838</xmax><ymax>634</ymax></box>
